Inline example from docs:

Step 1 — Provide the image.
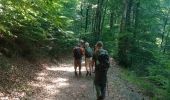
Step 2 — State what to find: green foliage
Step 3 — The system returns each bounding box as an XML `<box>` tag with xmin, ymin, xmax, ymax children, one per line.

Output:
<box><xmin>0</xmin><ymin>56</ymin><xmax>11</xmax><ymax>71</ymax></box>
<box><xmin>0</xmin><ymin>0</ymin><xmax>78</xmax><ymax>59</ymax></box>
<box><xmin>121</xmin><ymin>68</ymin><xmax>170</xmax><ymax>99</ymax></box>
<box><xmin>0</xmin><ymin>0</ymin><xmax>170</xmax><ymax>99</ymax></box>
<box><xmin>147</xmin><ymin>75</ymin><xmax>169</xmax><ymax>88</ymax></box>
<box><xmin>91</xmin><ymin>0</ymin><xmax>170</xmax><ymax>99</ymax></box>
<box><xmin>80</xmin><ymin>32</ymin><xmax>96</xmax><ymax>46</ymax></box>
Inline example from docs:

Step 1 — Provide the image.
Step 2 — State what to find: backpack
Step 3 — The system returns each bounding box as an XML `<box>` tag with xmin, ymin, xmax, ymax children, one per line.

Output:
<box><xmin>73</xmin><ymin>47</ymin><xmax>83</xmax><ymax>59</ymax></box>
<box><xmin>96</xmin><ymin>49</ymin><xmax>110</xmax><ymax>71</ymax></box>
<box><xmin>85</xmin><ymin>47</ymin><xmax>93</xmax><ymax>58</ymax></box>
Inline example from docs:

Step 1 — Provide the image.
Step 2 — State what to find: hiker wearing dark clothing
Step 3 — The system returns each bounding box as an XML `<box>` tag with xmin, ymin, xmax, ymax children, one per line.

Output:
<box><xmin>93</xmin><ymin>41</ymin><xmax>110</xmax><ymax>100</ymax></box>
<box><xmin>73</xmin><ymin>44</ymin><xmax>84</xmax><ymax>76</ymax></box>
<box><xmin>85</xmin><ymin>42</ymin><xmax>93</xmax><ymax>76</ymax></box>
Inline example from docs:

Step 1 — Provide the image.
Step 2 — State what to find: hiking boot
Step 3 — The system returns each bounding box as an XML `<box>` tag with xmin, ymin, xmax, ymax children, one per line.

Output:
<box><xmin>79</xmin><ymin>72</ymin><xmax>82</xmax><ymax>76</ymax></box>
<box><xmin>97</xmin><ymin>96</ymin><xmax>104</xmax><ymax>100</ymax></box>
<box><xmin>89</xmin><ymin>72</ymin><xmax>91</xmax><ymax>76</ymax></box>
<box><xmin>75</xmin><ymin>72</ymin><xmax>78</xmax><ymax>76</ymax></box>
<box><xmin>86</xmin><ymin>71</ymin><xmax>89</xmax><ymax>76</ymax></box>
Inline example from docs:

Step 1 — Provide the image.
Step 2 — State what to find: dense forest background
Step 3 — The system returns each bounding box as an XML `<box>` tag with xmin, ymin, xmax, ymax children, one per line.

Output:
<box><xmin>0</xmin><ymin>0</ymin><xmax>170</xmax><ymax>99</ymax></box>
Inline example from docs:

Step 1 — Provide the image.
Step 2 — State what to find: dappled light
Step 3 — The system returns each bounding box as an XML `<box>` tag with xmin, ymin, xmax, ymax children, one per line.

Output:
<box><xmin>36</xmin><ymin>72</ymin><xmax>48</xmax><ymax>77</ymax></box>
<box><xmin>0</xmin><ymin>0</ymin><xmax>170</xmax><ymax>99</ymax></box>
<box><xmin>20</xmin><ymin>59</ymin><xmax>147</xmax><ymax>100</ymax></box>
<box><xmin>28</xmin><ymin>67</ymin><xmax>71</xmax><ymax>97</ymax></box>
<box><xmin>0</xmin><ymin>92</ymin><xmax>26</xmax><ymax>100</ymax></box>
<box><xmin>27</xmin><ymin>61</ymin><xmax>90</xmax><ymax>99</ymax></box>
<box><xmin>46</xmin><ymin>62</ymin><xmax>86</xmax><ymax>73</ymax></box>
<box><xmin>46</xmin><ymin>64</ymin><xmax>74</xmax><ymax>72</ymax></box>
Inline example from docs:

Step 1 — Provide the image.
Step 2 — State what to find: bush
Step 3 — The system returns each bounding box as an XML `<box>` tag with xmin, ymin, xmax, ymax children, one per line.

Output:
<box><xmin>0</xmin><ymin>56</ymin><xmax>11</xmax><ymax>71</ymax></box>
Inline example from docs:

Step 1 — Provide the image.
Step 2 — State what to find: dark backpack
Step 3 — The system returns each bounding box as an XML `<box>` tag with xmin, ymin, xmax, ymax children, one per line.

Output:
<box><xmin>85</xmin><ymin>47</ymin><xmax>93</xmax><ymax>58</ymax></box>
<box><xmin>97</xmin><ymin>49</ymin><xmax>110</xmax><ymax>71</ymax></box>
<box><xmin>73</xmin><ymin>47</ymin><xmax>82</xmax><ymax>59</ymax></box>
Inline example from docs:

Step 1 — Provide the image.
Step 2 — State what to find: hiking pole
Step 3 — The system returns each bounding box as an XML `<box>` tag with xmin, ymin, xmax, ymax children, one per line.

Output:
<box><xmin>107</xmin><ymin>78</ymin><xmax>109</xmax><ymax>96</ymax></box>
<box><xmin>93</xmin><ymin>81</ymin><xmax>96</xmax><ymax>99</ymax></box>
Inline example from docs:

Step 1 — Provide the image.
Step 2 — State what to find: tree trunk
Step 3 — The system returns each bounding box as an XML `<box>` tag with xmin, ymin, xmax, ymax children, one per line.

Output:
<box><xmin>163</xmin><ymin>31</ymin><xmax>169</xmax><ymax>53</ymax></box>
<box><xmin>110</xmin><ymin>11</ymin><xmax>114</xmax><ymax>31</ymax></box>
<box><xmin>133</xmin><ymin>1</ymin><xmax>140</xmax><ymax>39</ymax></box>
<box><xmin>94</xmin><ymin>0</ymin><xmax>105</xmax><ymax>42</ymax></box>
<box><xmin>85</xmin><ymin>5</ymin><xmax>90</xmax><ymax>32</ymax></box>
<box><xmin>160</xmin><ymin>17</ymin><xmax>168</xmax><ymax>52</ymax></box>
<box><xmin>125</xmin><ymin>0</ymin><xmax>133</xmax><ymax>31</ymax></box>
<box><xmin>118</xmin><ymin>0</ymin><xmax>133</xmax><ymax>67</ymax></box>
<box><xmin>80</xmin><ymin>1</ymin><xmax>83</xmax><ymax>34</ymax></box>
<box><xmin>101</xmin><ymin>0</ymin><xmax>108</xmax><ymax>36</ymax></box>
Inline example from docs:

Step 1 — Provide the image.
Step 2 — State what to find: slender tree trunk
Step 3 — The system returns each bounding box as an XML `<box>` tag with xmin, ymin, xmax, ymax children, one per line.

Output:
<box><xmin>163</xmin><ymin>32</ymin><xmax>169</xmax><ymax>53</ymax></box>
<box><xmin>120</xmin><ymin>0</ymin><xmax>128</xmax><ymax>33</ymax></box>
<box><xmin>133</xmin><ymin>1</ymin><xmax>140</xmax><ymax>39</ymax></box>
<box><xmin>110</xmin><ymin>11</ymin><xmax>114</xmax><ymax>31</ymax></box>
<box><xmin>160</xmin><ymin>17</ymin><xmax>168</xmax><ymax>51</ymax></box>
<box><xmin>129</xmin><ymin>1</ymin><xmax>140</xmax><ymax>65</ymax></box>
<box><xmin>125</xmin><ymin>0</ymin><xmax>133</xmax><ymax>31</ymax></box>
<box><xmin>118</xmin><ymin>0</ymin><xmax>133</xmax><ymax>67</ymax></box>
<box><xmin>101</xmin><ymin>0</ymin><xmax>108</xmax><ymax>36</ymax></box>
<box><xmin>94</xmin><ymin>0</ymin><xmax>105</xmax><ymax>41</ymax></box>
<box><xmin>91</xmin><ymin>11</ymin><xmax>95</xmax><ymax>33</ymax></box>
<box><xmin>85</xmin><ymin>5</ymin><xmax>90</xmax><ymax>32</ymax></box>
<box><xmin>80</xmin><ymin>1</ymin><xmax>84</xmax><ymax>34</ymax></box>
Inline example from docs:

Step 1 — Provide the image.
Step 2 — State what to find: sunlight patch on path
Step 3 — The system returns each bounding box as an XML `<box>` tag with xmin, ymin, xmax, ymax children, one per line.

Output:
<box><xmin>46</xmin><ymin>62</ymin><xmax>86</xmax><ymax>72</ymax></box>
<box><xmin>26</xmin><ymin>59</ymin><xmax>148</xmax><ymax>100</ymax></box>
<box><xmin>26</xmin><ymin>61</ymin><xmax>94</xmax><ymax>100</ymax></box>
<box><xmin>0</xmin><ymin>92</ymin><xmax>26</xmax><ymax>100</ymax></box>
<box><xmin>46</xmin><ymin>65</ymin><xmax>74</xmax><ymax>72</ymax></box>
<box><xmin>27</xmin><ymin>63</ymin><xmax>76</xmax><ymax>100</ymax></box>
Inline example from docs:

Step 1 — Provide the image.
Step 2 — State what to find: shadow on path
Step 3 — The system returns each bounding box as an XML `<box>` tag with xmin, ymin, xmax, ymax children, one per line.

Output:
<box><xmin>25</xmin><ymin>60</ymin><xmax>96</xmax><ymax>100</ymax></box>
<box><xmin>22</xmin><ymin>59</ymin><xmax>148</xmax><ymax>100</ymax></box>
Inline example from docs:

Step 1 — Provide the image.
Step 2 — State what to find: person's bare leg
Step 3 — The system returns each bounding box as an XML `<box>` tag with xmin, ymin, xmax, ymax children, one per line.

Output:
<box><xmin>86</xmin><ymin>59</ymin><xmax>90</xmax><ymax>76</ymax></box>
<box><xmin>78</xmin><ymin>59</ymin><xmax>82</xmax><ymax>76</ymax></box>
<box><xmin>74</xmin><ymin>59</ymin><xmax>78</xmax><ymax>76</ymax></box>
<box><xmin>89</xmin><ymin>61</ymin><xmax>92</xmax><ymax>76</ymax></box>
<box><xmin>85</xmin><ymin>58</ymin><xmax>89</xmax><ymax>76</ymax></box>
<box><xmin>92</xmin><ymin>60</ymin><xmax>95</xmax><ymax>73</ymax></box>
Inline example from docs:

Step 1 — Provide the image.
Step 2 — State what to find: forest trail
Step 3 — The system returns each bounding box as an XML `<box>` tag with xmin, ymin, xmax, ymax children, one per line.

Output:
<box><xmin>21</xmin><ymin>58</ymin><xmax>148</xmax><ymax>100</ymax></box>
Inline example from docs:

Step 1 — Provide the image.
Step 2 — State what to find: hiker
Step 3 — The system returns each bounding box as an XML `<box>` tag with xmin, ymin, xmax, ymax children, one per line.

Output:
<box><xmin>80</xmin><ymin>39</ymin><xmax>85</xmax><ymax>48</ymax></box>
<box><xmin>73</xmin><ymin>43</ymin><xmax>84</xmax><ymax>76</ymax></box>
<box><xmin>92</xmin><ymin>45</ymin><xmax>97</xmax><ymax>73</ymax></box>
<box><xmin>93</xmin><ymin>41</ymin><xmax>110</xmax><ymax>100</ymax></box>
<box><xmin>84</xmin><ymin>42</ymin><xmax>93</xmax><ymax>76</ymax></box>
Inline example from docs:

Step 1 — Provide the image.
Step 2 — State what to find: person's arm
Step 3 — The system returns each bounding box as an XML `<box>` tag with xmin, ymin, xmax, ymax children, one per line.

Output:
<box><xmin>92</xmin><ymin>53</ymin><xmax>96</xmax><ymax>66</ymax></box>
<box><xmin>105</xmin><ymin>50</ymin><xmax>110</xmax><ymax>68</ymax></box>
<box><xmin>81</xmin><ymin>47</ymin><xmax>85</xmax><ymax>56</ymax></box>
<box><xmin>73</xmin><ymin>48</ymin><xmax>75</xmax><ymax>57</ymax></box>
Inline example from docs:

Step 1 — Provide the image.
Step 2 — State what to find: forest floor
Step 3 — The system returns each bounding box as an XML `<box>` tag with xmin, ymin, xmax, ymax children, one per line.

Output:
<box><xmin>0</xmin><ymin>57</ymin><xmax>149</xmax><ymax>100</ymax></box>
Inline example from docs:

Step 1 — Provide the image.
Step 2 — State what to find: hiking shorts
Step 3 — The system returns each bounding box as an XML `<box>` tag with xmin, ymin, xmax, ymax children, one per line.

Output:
<box><xmin>74</xmin><ymin>58</ymin><xmax>82</xmax><ymax>67</ymax></box>
<box><xmin>85</xmin><ymin>57</ymin><xmax>92</xmax><ymax>72</ymax></box>
<box><xmin>85</xmin><ymin>57</ymin><xmax>92</xmax><ymax>65</ymax></box>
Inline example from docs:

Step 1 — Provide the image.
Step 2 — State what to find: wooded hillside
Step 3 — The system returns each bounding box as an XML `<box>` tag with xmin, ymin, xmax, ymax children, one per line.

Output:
<box><xmin>0</xmin><ymin>0</ymin><xmax>170</xmax><ymax>99</ymax></box>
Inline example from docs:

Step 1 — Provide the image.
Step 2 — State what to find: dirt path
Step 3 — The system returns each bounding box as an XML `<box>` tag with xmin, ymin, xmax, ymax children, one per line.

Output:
<box><xmin>22</xmin><ymin>59</ymin><xmax>148</xmax><ymax>100</ymax></box>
